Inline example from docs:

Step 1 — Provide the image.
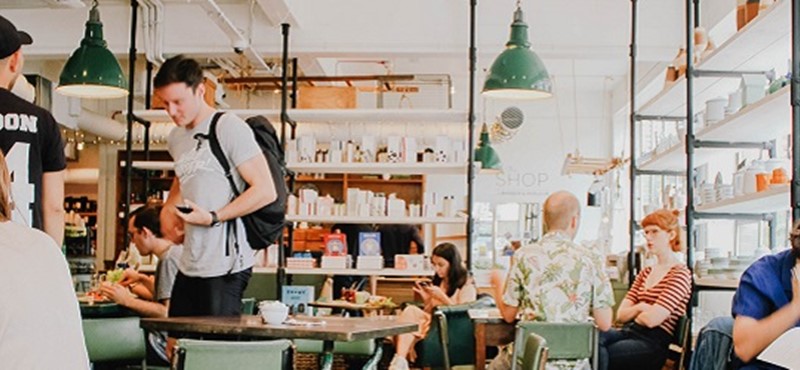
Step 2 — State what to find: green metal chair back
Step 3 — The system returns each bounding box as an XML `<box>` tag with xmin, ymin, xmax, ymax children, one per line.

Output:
<box><xmin>512</xmin><ymin>322</ymin><xmax>598</xmax><ymax>370</ymax></box>
<box><xmin>416</xmin><ymin>295</ymin><xmax>496</xmax><ymax>369</ymax></box>
<box><xmin>521</xmin><ymin>333</ymin><xmax>548</xmax><ymax>370</ymax></box>
<box><xmin>175</xmin><ymin>338</ymin><xmax>291</xmax><ymax>370</ymax></box>
<box><xmin>82</xmin><ymin>317</ymin><xmax>147</xmax><ymax>363</ymax></box>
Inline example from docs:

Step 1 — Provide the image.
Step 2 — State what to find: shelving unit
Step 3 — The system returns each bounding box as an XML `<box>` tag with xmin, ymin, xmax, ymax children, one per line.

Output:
<box><xmin>288</xmin><ymin>162</ymin><xmax>467</xmax><ymax>175</ymax></box>
<box><xmin>628</xmin><ymin>0</ymin><xmax>800</xmax><ymax>346</ymax></box>
<box><xmin>696</xmin><ymin>184</ymin><xmax>790</xmax><ymax>214</ymax></box>
<box><xmin>286</xmin><ymin>215</ymin><xmax>466</xmax><ymax>225</ymax></box>
<box><xmin>270</xmin><ymin>25</ymin><xmax>471</xmax><ymax>299</ymax></box>
<box><xmin>629</xmin><ymin>0</ymin><xmax>795</xmax><ymax>291</ymax></box>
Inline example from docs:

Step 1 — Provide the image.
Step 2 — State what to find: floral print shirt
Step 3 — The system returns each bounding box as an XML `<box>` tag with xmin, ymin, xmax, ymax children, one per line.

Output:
<box><xmin>504</xmin><ymin>231</ymin><xmax>615</xmax><ymax>320</ymax></box>
<box><xmin>502</xmin><ymin>231</ymin><xmax>615</xmax><ymax>370</ymax></box>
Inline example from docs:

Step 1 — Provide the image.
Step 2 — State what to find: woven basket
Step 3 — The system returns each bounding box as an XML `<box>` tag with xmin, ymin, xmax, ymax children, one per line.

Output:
<box><xmin>293</xmin><ymin>352</ymin><xmax>349</xmax><ymax>370</ymax></box>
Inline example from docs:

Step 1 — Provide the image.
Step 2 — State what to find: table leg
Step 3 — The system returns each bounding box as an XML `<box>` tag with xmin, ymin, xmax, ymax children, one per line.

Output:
<box><xmin>320</xmin><ymin>340</ymin><xmax>335</xmax><ymax>370</ymax></box>
<box><xmin>362</xmin><ymin>338</ymin><xmax>383</xmax><ymax>370</ymax></box>
<box><xmin>370</xmin><ymin>276</ymin><xmax>377</xmax><ymax>296</ymax></box>
<box><xmin>475</xmin><ymin>322</ymin><xmax>486</xmax><ymax>369</ymax></box>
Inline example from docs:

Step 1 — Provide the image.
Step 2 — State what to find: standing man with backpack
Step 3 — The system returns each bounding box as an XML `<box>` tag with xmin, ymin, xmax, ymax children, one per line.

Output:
<box><xmin>154</xmin><ymin>55</ymin><xmax>278</xmax><ymax>317</ymax></box>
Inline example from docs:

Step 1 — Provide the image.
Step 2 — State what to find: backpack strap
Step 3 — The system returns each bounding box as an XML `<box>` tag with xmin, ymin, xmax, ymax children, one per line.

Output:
<box><xmin>207</xmin><ymin>112</ymin><xmax>241</xmax><ymax>197</ymax></box>
<box><xmin>206</xmin><ymin>111</ymin><xmax>239</xmax><ymax>260</ymax></box>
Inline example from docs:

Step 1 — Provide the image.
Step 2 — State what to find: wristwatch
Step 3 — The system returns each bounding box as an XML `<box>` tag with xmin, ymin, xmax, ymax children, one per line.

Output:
<box><xmin>209</xmin><ymin>211</ymin><xmax>221</xmax><ymax>227</ymax></box>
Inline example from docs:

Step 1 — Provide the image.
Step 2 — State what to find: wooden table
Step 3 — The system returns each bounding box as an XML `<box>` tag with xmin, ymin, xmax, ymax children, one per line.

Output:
<box><xmin>141</xmin><ymin>315</ymin><xmax>416</xmax><ymax>370</ymax></box>
<box><xmin>309</xmin><ymin>300</ymin><xmax>396</xmax><ymax>316</ymax></box>
<box><xmin>469</xmin><ymin>309</ymin><xmax>515</xmax><ymax>369</ymax></box>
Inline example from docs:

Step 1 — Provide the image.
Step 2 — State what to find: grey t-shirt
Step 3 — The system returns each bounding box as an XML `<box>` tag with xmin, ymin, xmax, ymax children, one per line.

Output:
<box><xmin>168</xmin><ymin>112</ymin><xmax>260</xmax><ymax>277</ymax></box>
<box><xmin>155</xmin><ymin>244</ymin><xmax>183</xmax><ymax>301</ymax></box>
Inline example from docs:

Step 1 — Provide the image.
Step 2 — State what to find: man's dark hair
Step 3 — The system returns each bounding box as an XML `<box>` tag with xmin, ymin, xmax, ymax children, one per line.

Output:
<box><xmin>153</xmin><ymin>55</ymin><xmax>203</xmax><ymax>90</ymax></box>
<box><xmin>131</xmin><ymin>204</ymin><xmax>163</xmax><ymax>238</ymax></box>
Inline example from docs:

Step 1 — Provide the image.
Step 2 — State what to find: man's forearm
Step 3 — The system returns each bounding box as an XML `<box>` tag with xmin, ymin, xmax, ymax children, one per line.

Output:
<box><xmin>43</xmin><ymin>207</ymin><xmax>65</xmax><ymax>246</ymax></box>
<box><xmin>217</xmin><ymin>185</ymin><xmax>275</xmax><ymax>222</ymax></box>
<box><xmin>42</xmin><ymin>170</ymin><xmax>66</xmax><ymax>246</ymax></box>
<box><xmin>122</xmin><ymin>298</ymin><xmax>168</xmax><ymax>318</ymax></box>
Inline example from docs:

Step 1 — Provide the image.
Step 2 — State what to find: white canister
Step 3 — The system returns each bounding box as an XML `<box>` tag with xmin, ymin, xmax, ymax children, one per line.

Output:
<box><xmin>733</xmin><ymin>170</ymin><xmax>745</xmax><ymax>196</ymax></box>
<box><xmin>705</xmin><ymin>97</ymin><xmax>727</xmax><ymax>123</ymax></box>
<box><xmin>727</xmin><ymin>89</ymin><xmax>744</xmax><ymax>115</ymax></box>
<box><xmin>743</xmin><ymin>161</ymin><xmax>765</xmax><ymax>195</ymax></box>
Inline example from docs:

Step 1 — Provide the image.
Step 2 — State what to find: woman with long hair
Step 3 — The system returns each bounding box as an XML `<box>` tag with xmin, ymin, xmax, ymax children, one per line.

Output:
<box><xmin>0</xmin><ymin>151</ymin><xmax>89</xmax><ymax>368</ymax></box>
<box><xmin>388</xmin><ymin>242</ymin><xmax>477</xmax><ymax>370</ymax></box>
<box><xmin>599</xmin><ymin>209</ymin><xmax>692</xmax><ymax>370</ymax></box>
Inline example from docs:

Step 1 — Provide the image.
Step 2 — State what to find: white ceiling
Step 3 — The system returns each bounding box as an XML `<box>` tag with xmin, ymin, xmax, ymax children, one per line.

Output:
<box><xmin>1</xmin><ymin>0</ymin><xmax>720</xmax><ymax>156</ymax></box>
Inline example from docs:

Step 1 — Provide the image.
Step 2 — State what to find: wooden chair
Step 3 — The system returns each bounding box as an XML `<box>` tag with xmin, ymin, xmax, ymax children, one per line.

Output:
<box><xmin>174</xmin><ymin>338</ymin><xmax>291</xmax><ymax>370</ymax></box>
<box><xmin>662</xmin><ymin>315</ymin><xmax>691</xmax><ymax>370</ymax></box>
<box><xmin>520</xmin><ymin>333</ymin><xmax>548</xmax><ymax>370</ymax></box>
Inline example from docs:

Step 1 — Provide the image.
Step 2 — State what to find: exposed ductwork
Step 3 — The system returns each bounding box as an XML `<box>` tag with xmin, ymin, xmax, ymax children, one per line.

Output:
<box><xmin>197</xmin><ymin>0</ymin><xmax>271</xmax><ymax>71</ymax></box>
<box><xmin>77</xmin><ymin>109</ymin><xmax>172</xmax><ymax>142</ymax></box>
<box><xmin>140</xmin><ymin>0</ymin><xmax>166</xmax><ymax>65</ymax></box>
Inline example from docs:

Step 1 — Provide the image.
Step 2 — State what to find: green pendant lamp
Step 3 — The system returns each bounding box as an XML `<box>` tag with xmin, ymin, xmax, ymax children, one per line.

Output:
<box><xmin>483</xmin><ymin>3</ymin><xmax>552</xmax><ymax>99</ymax></box>
<box><xmin>474</xmin><ymin>123</ymin><xmax>502</xmax><ymax>172</ymax></box>
<box><xmin>57</xmin><ymin>1</ymin><xmax>128</xmax><ymax>99</ymax></box>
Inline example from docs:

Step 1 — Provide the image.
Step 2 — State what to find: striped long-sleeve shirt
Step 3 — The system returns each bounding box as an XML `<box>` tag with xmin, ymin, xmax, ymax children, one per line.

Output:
<box><xmin>625</xmin><ymin>265</ymin><xmax>692</xmax><ymax>335</ymax></box>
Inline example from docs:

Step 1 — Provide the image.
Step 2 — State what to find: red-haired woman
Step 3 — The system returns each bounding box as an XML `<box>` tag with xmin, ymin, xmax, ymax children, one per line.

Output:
<box><xmin>599</xmin><ymin>209</ymin><xmax>692</xmax><ymax>370</ymax></box>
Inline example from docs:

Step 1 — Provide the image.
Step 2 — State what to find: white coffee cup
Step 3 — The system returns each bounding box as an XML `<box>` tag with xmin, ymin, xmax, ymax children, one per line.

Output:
<box><xmin>258</xmin><ymin>301</ymin><xmax>289</xmax><ymax>325</ymax></box>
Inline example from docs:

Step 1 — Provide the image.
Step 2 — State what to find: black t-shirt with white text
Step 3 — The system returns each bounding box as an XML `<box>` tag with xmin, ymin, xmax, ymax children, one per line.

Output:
<box><xmin>0</xmin><ymin>88</ymin><xmax>66</xmax><ymax>231</ymax></box>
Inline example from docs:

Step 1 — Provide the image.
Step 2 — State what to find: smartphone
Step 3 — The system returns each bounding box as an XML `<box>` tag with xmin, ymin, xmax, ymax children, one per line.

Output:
<box><xmin>176</xmin><ymin>204</ymin><xmax>193</xmax><ymax>214</ymax></box>
<box><xmin>419</xmin><ymin>280</ymin><xmax>431</xmax><ymax>287</ymax></box>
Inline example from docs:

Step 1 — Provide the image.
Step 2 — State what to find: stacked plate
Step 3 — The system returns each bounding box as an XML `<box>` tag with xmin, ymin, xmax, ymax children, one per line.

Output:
<box><xmin>700</xmin><ymin>183</ymin><xmax>716</xmax><ymax>205</ymax></box>
<box><xmin>716</xmin><ymin>184</ymin><xmax>734</xmax><ymax>202</ymax></box>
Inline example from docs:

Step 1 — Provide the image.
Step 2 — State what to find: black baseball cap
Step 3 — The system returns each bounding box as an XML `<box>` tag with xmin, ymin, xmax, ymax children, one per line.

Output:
<box><xmin>0</xmin><ymin>15</ymin><xmax>33</xmax><ymax>59</ymax></box>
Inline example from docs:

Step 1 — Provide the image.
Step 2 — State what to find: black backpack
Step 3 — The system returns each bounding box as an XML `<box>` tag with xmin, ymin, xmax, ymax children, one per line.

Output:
<box><xmin>207</xmin><ymin>112</ymin><xmax>290</xmax><ymax>249</ymax></box>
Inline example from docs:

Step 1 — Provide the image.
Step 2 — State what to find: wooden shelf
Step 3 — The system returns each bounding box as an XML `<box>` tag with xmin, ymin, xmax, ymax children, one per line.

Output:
<box><xmin>295</xmin><ymin>177</ymin><xmax>344</xmax><ymax>183</ymax></box>
<box><xmin>694</xmin><ymin>276</ymin><xmax>739</xmax><ymax>290</ymax></box>
<box><xmin>288</xmin><ymin>162</ymin><xmax>467</xmax><ymax>175</ymax></box>
<box><xmin>697</xmin><ymin>86</ymin><xmax>790</xmax><ymax>142</ymax></box>
<box><xmin>696</xmin><ymin>184</ymin><xmax>789</xmax><ymax>214</ymax></box>
<box><xmin>638</xmin><ymin>86</ymin><xmax>789</xmax><ymax>171</ymax></box>
<box><xmin>286</xmin><ymin>215</ymin><xmax>466</xmax><ymax>225</ymax></box>
<box><xmin>346</xmin><ymin>178</ymin><xmax>423</xmax><ymax>184</ymax></box>
<box><xmin>130</xmin><ymin>109</ymin><xmax>467</xmax><ymax>124</ymax></box>
<box><xmin>284</xmin><ymin>268</ymin><xmax>434</xmax><ymax>277</ymax></box>
<box><xmin>638</xmin><ymin>138</ymin><xmax>734</xmax><ymax>172</ymax></box>
<box><xmin>637</xmin><ymin>0</ymin><xmax>790</xmax><ymax>116</ymax></box>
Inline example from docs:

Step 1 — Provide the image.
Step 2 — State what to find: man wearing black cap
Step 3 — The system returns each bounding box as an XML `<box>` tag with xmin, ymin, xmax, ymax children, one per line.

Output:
<box><xmin>0</xmin><ymin>15</ymin><xmax>66</xmax><ymax>245</ymax></box>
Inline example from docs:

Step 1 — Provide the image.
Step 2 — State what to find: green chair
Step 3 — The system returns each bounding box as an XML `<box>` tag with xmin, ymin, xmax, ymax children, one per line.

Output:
<box><xmin>415</xmin><ymin>295</ymin><xmax>496</xmax><ymax>369</ymax></box>
<box><xmin>520</xmin><ymin>333</ymin><xmax>548</xmax><ymax>370</ymax></box>
<box><xmin>174</xmin><ymin>338</ymin><xmax>291</xmax><ymax>370</ymax></box>
<box><xmin>511</xmin><ymin>322</ymin><xmax>598</xmax><ymax>370</ymax></box>
<box><xmin>240</xmin><ymin>297</ymin><xmax>256</xmax><ymax>315</ymax></box>
<box><xmin>82</xmin><ymin>317</ymin><xmax>147</xmax><ymax>365</ymax></box>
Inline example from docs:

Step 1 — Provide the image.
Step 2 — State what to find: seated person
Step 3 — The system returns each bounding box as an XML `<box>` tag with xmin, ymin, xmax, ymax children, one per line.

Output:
<box><xmin>730</xmin><ymin>221</ymin><xmax>800</xmax><ymax>369</ymax></box>
<box><xmin>380</xmin><ymin>224</ymin><xmax>425</xmax><ymax>268</ymax></box>
<box><xmin>99</xmin><ymin>204</ymin><xmax>182</xmax><ymax>364</ymax></box>
<box><xmin>388</xmin><ymin>242</ymin><xmax>476</xmax><ymax>370</ymax></box>
<box><xmin>599</xmin><ymin>209</ymin><xmax>691</xmax><ymax>370</ymax></box>
<box><xmin>0</xmin><ymin>152</ymin><xmax>89</xmax><ymax>369</ymax></box>
<box><xmin>489</xmin><ymin>191</ymin><xmax>614</xmax><ymax>370</ymax></box>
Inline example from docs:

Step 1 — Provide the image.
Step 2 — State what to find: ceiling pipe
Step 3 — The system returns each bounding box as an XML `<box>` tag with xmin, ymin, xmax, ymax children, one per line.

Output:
<box><xmin>197</xmin><ymin>0</ymin><xmax>271</xmax><ymax>71</ymax></box>
<box><xmin>77</xmin><ymin>109</ymin><xmax>172</xmax><ymax>142</ymax></box>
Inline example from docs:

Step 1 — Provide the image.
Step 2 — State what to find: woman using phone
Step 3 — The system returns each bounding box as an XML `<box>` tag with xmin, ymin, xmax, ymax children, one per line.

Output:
<box><xmin>388</xmin><ymin>243</ymin><xmax>476</xmax><ymax>370</ymax></box>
